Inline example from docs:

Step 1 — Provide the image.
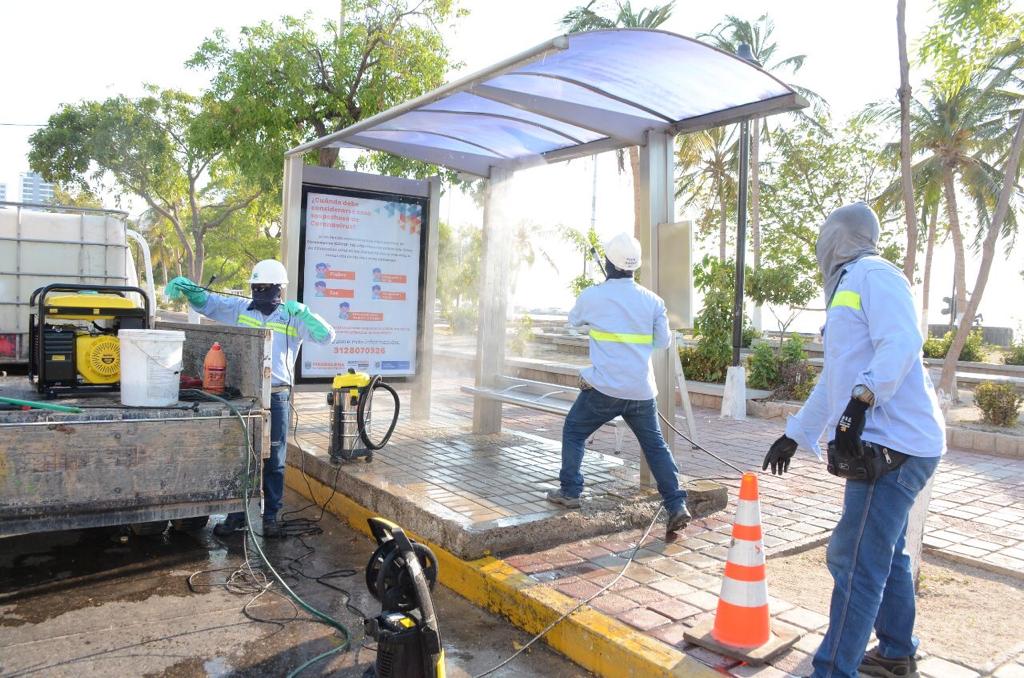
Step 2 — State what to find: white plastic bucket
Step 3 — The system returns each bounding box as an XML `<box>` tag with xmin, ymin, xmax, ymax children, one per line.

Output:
<box><xmin>118</xmin><ymin>329</ymin><xmax>185</xmax><ymax>406</ymax></box>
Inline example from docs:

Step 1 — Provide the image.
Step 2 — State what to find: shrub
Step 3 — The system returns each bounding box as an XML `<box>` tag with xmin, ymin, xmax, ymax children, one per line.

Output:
<box><xmin>679</xmin><ymin>337</ymin><xmax>732</xmax><ymax>384</ymax></box>
<box><xmin>974</xmin><ymin>382</ymin><xmax>1023</xmax><ymax>427</ymax></box>
<box><xmin>449</xmin><ymin>306</ymin><xmax>477</xmax><ymax>335</ymax></box>
<box><xmin>744</xmin><ymin>335</ymin><xmax>815</xmax><ymax>400</ymax></box>
<box><xmin>507</xmin><ymin>315</ymin><xmax>533</xmax><ymax>355</ymax></box>
<box><xmin>922</xmin><ymin>330</ymin><xmax>986</xmax><ymax>362</ymax></box>
<box><xmin>746</xmin><ymin>341</ymin><xmax>779</xmax><ymax>390</ymax></box>
<box><xmin>742</xmin><ymin>325</ymin><xmax>762</xmax><ymax>348</ymax></box>
<box><xmin>1005</xmin><ymin>340</ymin><xmax>1024</xmax><ymax>366</ymax></box>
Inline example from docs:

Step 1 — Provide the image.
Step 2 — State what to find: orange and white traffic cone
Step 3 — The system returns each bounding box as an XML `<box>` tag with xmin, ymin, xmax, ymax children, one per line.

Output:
<box><xmin>713</xmin><ymin>471</ymin><xmax>769</xmax><ymax>647</ymax></box>
<box><xmin>684</xmin><ymin>472</ymin><xmax>800</xmax><ymax>664</ymax></box>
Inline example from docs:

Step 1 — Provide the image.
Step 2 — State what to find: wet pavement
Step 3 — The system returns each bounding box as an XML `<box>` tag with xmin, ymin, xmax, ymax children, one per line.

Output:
<box><xmin>0</xmin><ymin>490</ymin><xmax>589</xmax><ymax>678</ymax></box>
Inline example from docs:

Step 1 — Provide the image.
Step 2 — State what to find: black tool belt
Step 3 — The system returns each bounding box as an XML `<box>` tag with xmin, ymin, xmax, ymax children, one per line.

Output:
<box><xmin>827</xmin><ymin>441</ymin><xmax>907</xmax><ymax>482</ymax></box>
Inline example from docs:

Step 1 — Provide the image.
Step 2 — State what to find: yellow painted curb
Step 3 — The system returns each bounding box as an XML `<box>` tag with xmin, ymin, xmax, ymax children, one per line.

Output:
<box><xmin>285</xmin><ymin>465</ymin><xmax>719</xmax><ymax>678</ymax></box>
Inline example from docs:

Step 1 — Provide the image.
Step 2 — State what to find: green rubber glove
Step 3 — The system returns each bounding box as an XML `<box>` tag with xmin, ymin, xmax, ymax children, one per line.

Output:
<box><xmin>164</xmin><ymin>276</ymin><xmax>208</xmax><ymax>306</ymax></box>
<box><xmin>284</xmin><ymin>301</ymin><xmax>331</xmax><ymax>342</ymax></box>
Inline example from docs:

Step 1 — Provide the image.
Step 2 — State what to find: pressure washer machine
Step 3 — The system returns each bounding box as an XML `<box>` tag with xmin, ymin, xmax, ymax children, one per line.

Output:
<box><xmin>327</xmin><ymin>370</ymin><xmax>399</xmax><ymax>463</ymax></box>
<box><xmin>363</xmin><ymin>517</ymin><xmax>444</xmax><ymax>678</ymax></box>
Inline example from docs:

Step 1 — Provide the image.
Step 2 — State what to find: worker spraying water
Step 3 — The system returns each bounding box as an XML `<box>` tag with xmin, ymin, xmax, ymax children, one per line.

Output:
<box><xmin>547</xmin><ymin>232</ymin><xmax>691</xmax><ymax>535</ymax></box>
<box><xmin>165</xmin><ymin>259</ymin><xmax>335</xmax><ymax>538</ymax></box>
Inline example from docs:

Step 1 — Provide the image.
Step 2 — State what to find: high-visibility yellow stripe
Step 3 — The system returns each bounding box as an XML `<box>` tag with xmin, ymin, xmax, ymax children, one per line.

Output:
<box><xmin>830</xmin><ymin>290</ymin><xmax>862</xmax><ymax>311</ymax></box>
<box><xmin>237</xmin><ymin>314</ymin><xmax>299</xmax><ymax>337</ymax></box>
<box><xmin>266</xmin><ymin>321</ymin><xmax>299</xmax><ymax>337</ymax></box>
<box><xmin>237</xmin><ymin>314</ymin><xmax>262</xmax><ymax>328</ymax></box>
<box><xmin>589</xmin><ymin>329</ymin><xmax>653</xmax><ymax>345</ymax></box>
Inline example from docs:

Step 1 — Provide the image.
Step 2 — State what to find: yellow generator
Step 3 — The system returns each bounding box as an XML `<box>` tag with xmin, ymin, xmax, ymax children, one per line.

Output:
<box><xmin>28</xmin><ymin>284</ymin><xmax>150</xmax><ymax>397</ymax></box>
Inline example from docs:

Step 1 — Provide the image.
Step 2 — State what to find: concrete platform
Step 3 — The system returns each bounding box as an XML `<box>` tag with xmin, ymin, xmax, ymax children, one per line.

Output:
<box><xmin>289</xmin><ymin>394</ymin><xmax>727</xmax><ymax>560</ymax></box>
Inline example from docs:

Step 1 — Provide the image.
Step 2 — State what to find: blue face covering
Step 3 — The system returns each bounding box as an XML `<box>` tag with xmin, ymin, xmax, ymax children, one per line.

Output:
<box><xmin>249</xmin><ymin>284</ymin><xmax>282</xmax><ymax>315</ymax></box>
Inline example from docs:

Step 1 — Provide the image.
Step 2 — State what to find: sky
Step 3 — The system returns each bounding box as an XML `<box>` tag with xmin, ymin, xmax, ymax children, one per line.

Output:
<box><xmin>1</xmin><ymin>0</ymin><xmax>1022</xmax><ymax>333</ymax></box>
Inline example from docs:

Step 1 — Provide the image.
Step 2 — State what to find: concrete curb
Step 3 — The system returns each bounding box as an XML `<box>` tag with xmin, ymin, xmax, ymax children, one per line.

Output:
<box><xmin>285</xmin><ymin>465</ymin><xmax>721</xmax><ymax>678</ymax></box>
<box><xmin>923</xmin><ymin>545</ymin><xmax>1024</xmax><ymax>583</ymax></box>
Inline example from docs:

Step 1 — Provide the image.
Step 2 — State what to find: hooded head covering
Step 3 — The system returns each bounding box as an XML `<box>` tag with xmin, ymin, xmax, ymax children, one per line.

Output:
<box><xmin>816</xmin><ymin>202</ymin><xmax>880</xmax><ymax>302</ymax></box>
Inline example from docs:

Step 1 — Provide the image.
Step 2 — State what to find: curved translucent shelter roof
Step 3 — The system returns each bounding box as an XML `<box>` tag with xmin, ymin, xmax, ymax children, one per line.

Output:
<box><xmin>287</xmin><ymin>29</ymin><xmax>807</xmax><ymax>177</ymax></box>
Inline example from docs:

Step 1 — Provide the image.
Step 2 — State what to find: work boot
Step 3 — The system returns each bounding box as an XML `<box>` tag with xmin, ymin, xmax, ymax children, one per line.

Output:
<box><xmin>546</xmin><ymin>489</ymin><xmax>582</xmax><ymax>509</ymax></box>
<box><xmin>666</xmin><ymin>505</ymin><xmax>692</xmax><ymax>534</ymax></box>
<box><xmin>262</xmin><ymin>517</ymin><xmax>283</xmax><ymax>539</ymax></box>
<box><xmin>858</xmin><ymin>648</ymin><xmax>919</xmax><ymax>678</ymax></box>
<box><xmin>212</xmin><ymin>514</ymin><xmax>246</xmax><ymax>537</ymax></box>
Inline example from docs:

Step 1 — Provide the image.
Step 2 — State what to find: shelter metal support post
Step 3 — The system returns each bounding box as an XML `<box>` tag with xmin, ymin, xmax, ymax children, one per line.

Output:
<box><xmin>281</xmin><ymin>155</ymin><xmax>304</xmax><ymax>298</ymax></box>
<box><xmin>732</xmin><ymin>119</ymin><xmax>751</xmax><ymax>366</ymax></box>
<box><xmin>472</xmin><ymin>167</ymin><xmax>512</xmax><ymax>434</ymax></box>
<box><xmin>638</xmin><ymin>130</ymin><xmax>676</xmax><ymax>487</ymax></box>
<box><xmin>412</xmin><ymin>176</ymin><xmax>442</xmax><ymax>420</ymax></box>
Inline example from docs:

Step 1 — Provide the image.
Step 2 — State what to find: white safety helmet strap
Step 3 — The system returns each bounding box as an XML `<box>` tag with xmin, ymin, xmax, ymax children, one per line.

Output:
<box><xmin>250</xmin><ymin>259</ymin><xmax>289</xmax><ymax>285</ymax></box>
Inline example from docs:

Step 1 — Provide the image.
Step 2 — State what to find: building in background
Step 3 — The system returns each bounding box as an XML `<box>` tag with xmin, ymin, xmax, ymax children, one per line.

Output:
<box><xmin>0</xmin><ymin>183</ymin><xmax>6</xmax><ymax>201</ymax></box>
<box><xmin>19</xmin><ymin>172</ymin><xmax>54</xmax><ymax>204</ymax></box>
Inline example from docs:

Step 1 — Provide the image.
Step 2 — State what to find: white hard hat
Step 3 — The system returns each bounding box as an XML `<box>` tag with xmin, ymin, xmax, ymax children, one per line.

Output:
<box><xmin>604</xmin><ymin>233</ymin><xmax>642</xmax><ymax>271</ymax></box>
<box><xmin>250</xmin><ymin>259</ymin><xmax>289</xmax><ymax>285</ymax></box>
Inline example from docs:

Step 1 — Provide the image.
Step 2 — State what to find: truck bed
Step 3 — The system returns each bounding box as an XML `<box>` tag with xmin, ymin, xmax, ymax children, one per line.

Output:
<box><xmin>0</xmin><ymin>321</ymin><xmax>272</xmax><ymax>536</ymax></box>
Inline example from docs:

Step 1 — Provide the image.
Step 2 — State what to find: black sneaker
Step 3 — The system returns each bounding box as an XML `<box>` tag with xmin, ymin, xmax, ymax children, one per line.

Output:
<box><xmin>212</xmin><ymin>514</ymin><xmax>246</xmax><ymax>537</ymax></box>
<box><xmin>262</xmin><ymin>518</ymin><xmax>283</xmax><ymax>539</ymax></box>
<box><xmin>666</xmin><ymin>505</ymin><xmax>692</xmax><ymax>534</ymax></box>
<box><xmin>859</xmin><ymin>648</ymin><xmax>919</xmax><ymax>678</ymax></box>
<box><xmin>546</xmin><ymin>489</ymin><xmax>582</xmax><ymax>508</ymax></box>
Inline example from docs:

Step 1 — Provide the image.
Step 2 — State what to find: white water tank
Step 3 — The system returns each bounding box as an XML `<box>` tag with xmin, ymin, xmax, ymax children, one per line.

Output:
<box><xmin>0</xmin><ymin>203</ymin><xmax>134</xmax><ymax>363</ymax></box>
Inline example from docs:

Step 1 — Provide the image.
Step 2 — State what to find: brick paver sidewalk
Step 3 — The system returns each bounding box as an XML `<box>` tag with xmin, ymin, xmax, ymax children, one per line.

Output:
<box><xmin>431</xmin><ymin>376</ymin><xmax>1024</xmax><ymax>577</ymax></box>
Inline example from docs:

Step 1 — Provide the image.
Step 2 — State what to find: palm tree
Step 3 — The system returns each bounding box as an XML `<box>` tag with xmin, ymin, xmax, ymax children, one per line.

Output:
<box><xmin>676</xmin><ymin>125</ymin><xmax>739</xmax><ymax>261</ymax></box>
<box><xmin>560</xmin><ymin>1</ymin><xmax>676</xmax><ymax>242</ymax></box>
<box><xmin>866</xmin><ymin>66</ymin><xmax>1021</xmax><ymax>312</ymax></box>
<box><xmin>510</xmin><ymin>220</ymin><xmax>558</xmax><ymax>293</ymax></box>
<box><xmin>698</xmin><ymin>14</ymin><xmax>827</xmax><ymax>272</ymax></box>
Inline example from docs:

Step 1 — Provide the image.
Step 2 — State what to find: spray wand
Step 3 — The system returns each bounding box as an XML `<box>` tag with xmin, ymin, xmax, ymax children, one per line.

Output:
<box><xmin>589</xmin><ymin>246</ymin><xmax>607</xmax><ymax>280</ymax></box>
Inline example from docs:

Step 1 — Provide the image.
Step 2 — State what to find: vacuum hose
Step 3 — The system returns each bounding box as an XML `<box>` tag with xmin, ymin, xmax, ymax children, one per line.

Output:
<box><xmin>357</xmin><ymin>375</ymin><xmax>400</xmax><ymax>450</ymax></box>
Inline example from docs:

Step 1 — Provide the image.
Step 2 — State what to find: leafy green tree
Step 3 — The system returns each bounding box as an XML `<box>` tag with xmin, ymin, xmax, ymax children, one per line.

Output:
<box><xmin>559</xmin><ymin>1</ymin><xmax>676</xmax><ymax>241</ymax></box>
<box><xmin>560</xmin><ymin>225</ymin><xmax>604</xmax><ymax>297</ymax></box>
<box><xmin>28</xmin><ymin>89</ymin><xmax>263</xmax><ymax>282</ymax></box>
<box><xmin>758</xmin><ymin>118</ymin><xmax>903</xmax><ymax>313</ymax></box>
<box><xmin>188</xmin><ymin>2</ymin><xmax>462</xmax><ymax>188</ymax></box>
<box><xmin>920</xmin><ymin>0</ymin><xmax>1024</xmax><ymax>90</ymax></box>
<box><xmin>436</xmin><ymin>222</ymin><xmax>482</xmax><ymax>330</ymax></box>
<box><xmin>698</xmin><ymin>14</ymin><xmax>826</xmax><ymax>270</ymax></box>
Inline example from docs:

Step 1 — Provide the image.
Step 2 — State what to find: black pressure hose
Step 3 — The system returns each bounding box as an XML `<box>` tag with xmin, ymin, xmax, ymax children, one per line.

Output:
<box><xmin>357</xmin><ymin>375</ymin><xmax>399</xmax><ymax>450</ymax></box>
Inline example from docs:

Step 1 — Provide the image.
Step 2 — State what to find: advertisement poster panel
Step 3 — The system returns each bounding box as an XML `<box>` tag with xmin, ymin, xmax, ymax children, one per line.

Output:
<box><xmin>297</xmin><ymin>185</ymin><xmax>426</xmax><ymax>380</ymax></box>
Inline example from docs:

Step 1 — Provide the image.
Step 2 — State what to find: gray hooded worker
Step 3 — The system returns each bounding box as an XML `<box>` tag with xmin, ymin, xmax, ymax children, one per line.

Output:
<box><xmin>761</xmin><ymin>202</ymin><xmax>945</xmax><ymax>678</ymax></box>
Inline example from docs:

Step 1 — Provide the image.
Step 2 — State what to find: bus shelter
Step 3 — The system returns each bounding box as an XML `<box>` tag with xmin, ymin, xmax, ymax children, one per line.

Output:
<box><xmin>283</xmin><ymin>29</ymin><xmax>806</xmax><ymax>483</ymax></box>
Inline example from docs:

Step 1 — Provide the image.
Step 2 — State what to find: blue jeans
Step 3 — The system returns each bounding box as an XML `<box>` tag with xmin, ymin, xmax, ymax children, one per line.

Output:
<box><xmin>560</xmin><ymin>388</ymin><xmax>686</xmax><ymax>513</ymax></box>
<box><xmin>227</xmin><ymin>390</ymin><xmax>289</xmax><ymax>524</ymax></box>
<box><xmin>812</xmin><ymin>453</ymin><xmax>940</xmax><ymax>678</ymax></box>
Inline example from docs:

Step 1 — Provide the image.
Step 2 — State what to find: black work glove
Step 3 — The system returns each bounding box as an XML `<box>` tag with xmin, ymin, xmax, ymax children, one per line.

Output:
<box><xmin>834</xmin><ymin>398</ymin><xmax>869</xmax><ymax>458</ymax></box>
<box><xmin>762</xmin><ymin>435</ymin><xmax>798</xmax><ymax>476</ymax></box>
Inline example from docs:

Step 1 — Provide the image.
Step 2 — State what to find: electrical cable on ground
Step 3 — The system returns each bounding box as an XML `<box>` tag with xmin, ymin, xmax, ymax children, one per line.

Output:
<box><xmin>181</xmin><ymin>389</ymin><xmax>355</xmax><ymax>677</ymax></box>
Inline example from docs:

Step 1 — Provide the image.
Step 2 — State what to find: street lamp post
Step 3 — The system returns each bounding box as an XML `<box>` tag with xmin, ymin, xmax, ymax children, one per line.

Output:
<box><xmin>731</xmin><ymin>43</ymin><xmax>759</xmax><ymax>366</ymax></box>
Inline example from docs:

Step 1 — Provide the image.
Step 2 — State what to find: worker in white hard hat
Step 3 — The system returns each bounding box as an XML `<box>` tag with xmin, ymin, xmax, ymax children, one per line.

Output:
<box><xmin>547</xmin><ymin>232</ymin><xmax>691</xmax><ymax>535</ymax></box>
<box><xmin>165</xmin><ymin>260</ymin><xmax>335</xmax><ymax>538</ymax></box>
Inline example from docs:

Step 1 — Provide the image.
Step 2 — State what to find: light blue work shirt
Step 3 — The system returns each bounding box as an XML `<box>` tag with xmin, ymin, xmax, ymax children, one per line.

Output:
<box><xmin>191</xmin><ymin>294</ymin><xmax>336</xmax><ymax>387</ymax></box>
<box><xmin>786</xmin><ymin>256</ymin><xmax>946</xmax><ymax>458</ymax></box>
<box><xmin>568</xmin><ymin>278</ymin><xmax>671</xmax><ymax>401</ymax></box>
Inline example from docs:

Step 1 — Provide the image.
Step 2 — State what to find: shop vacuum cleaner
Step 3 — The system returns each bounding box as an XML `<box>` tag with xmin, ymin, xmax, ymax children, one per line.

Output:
<box><xmin>363</xmin><ymin>517</ymin><xmax>444</xmax><ymax>678</ymax></box>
